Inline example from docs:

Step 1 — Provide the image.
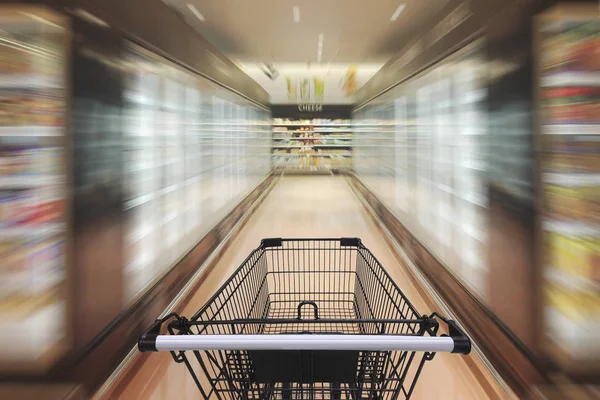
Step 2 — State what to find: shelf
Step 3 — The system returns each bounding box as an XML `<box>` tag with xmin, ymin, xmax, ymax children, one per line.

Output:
<box><xmin>272</xmin><ymin>153</ymin><xmax>352</xmax><ymax>157</ymax></box>
<box><xmin>0</xmin><ymin>223</ymin><xmax>64</xmax><ymax>239</ymax></box>
<box><xmin>543</xmin><ymin>218</ymin><xmax>600</xmax><ymax>236</ymax></box>
<box><xmin>0</xmin><ymin>175</ymin><xmax>63</xmax><ymax>189</ymax></box>
<box><xmin>0</xmin><ymin>74</ymin><xmax>62</xmax><ymax>90</ymax></box>
<box><xmin>273</xmin><ymin>124</ymin><xmax>353</xmax><ymax>127</ymax></box>
<box><xmin>272</xmin><ymin>145</ymin><xmax>352</xmax><ymax>149</ymax></box>
<box><xmin>541</xmin><ymin>71</ymin><xmax>600</xmax><ymax>88</ymax></box>
<box><xmin>545</xmin><ymin>266</ymin><xmax>600</xmax><ymax>292</ymax></box>
<box><xmin>273</xmin><ymin>137</ymin><xmax>352</xmax><ymax>140</ymax></box>
<box><xmin>543</xmin><ymin>172</ymin><xmax>600</xmax><ymax>187</ymax></box>
<box><xmin>543</xmin><ymin>124</ymin><xmax>600</xmax><ymax>135</ymax></box>
<box><xmin>273</xmin><ymin>130</ymin><xmax>352</xmax><ymax>134</ymax></box>
<box><xmin>0</xmin><ymin>126</ymin><xmax>64</xmax><ymax>137</ymax></box>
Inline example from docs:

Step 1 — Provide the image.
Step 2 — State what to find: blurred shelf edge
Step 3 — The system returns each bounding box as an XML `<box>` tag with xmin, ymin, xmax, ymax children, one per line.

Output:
<box><xmin>0</xmin><ymin>175</ymin><xmax>64</xmax><ymax>188</ymax></box>
<box><xmin>0</xmin><ymin>74</ymin><xmax>63</xmax><ymax>90</ymax></box>
<box><xmin>0</xmin><ymin>126</ymin><xmax>64</xmax><ymax>137</ymax></box>
<box><xmin>543</xmin><ymin>172</ymin><xmax>600</xmax><ymax>187</ymax></box>
<box><xmin>545</xmin><ymin>266</ymin><xmax>600</xmax><ymax>292</ymax></box>
<box><xmin>542</xmin><ymin>218</ymin><xmax>600</xmax><ymax>236</ymax></box>
<box><xmin>272</xmin><ymin>153</ymin><xmax>352</xmax><ymax>157</ymax></box>
<box><xmin>542</xmin><ymin>124</ymin><xmax>600</xmax><ymax>135</ymax></box>
<box><xmin>0</xmin><ymin>223</ymin><xmax>64</xmax><ymax>239</ymax></box>
<box><xmin>540</xmin><ymin>71</ymin><xmax>600</xmax><ymax>88</ymax></box>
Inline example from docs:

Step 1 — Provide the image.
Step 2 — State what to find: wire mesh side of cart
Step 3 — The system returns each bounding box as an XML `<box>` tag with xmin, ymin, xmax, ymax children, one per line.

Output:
<box><xmin>166</xmin><ymin>238</ymin><xmax>438</xmax><ymax>400</ymax></box>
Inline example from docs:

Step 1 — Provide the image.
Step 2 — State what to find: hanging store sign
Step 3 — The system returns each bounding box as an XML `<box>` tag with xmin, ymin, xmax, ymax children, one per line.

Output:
<box><xmin>298</xmin><ymin>104</ymin><xmax>323</xmax><ymax>112</ymax></box>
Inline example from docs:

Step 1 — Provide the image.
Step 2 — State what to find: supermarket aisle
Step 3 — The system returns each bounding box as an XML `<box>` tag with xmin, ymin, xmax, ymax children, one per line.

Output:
<box><xmin>106</xmin><ymin>176</ymin><xmax>513</xmax><ymax>400</ymax></box>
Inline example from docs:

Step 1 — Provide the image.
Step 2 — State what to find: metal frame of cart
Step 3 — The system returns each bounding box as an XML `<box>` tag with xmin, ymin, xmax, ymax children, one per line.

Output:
<box><xmin>139</xmin><ymin>238</ymin><xmax>471</xmax><ymax>400</ymax></box>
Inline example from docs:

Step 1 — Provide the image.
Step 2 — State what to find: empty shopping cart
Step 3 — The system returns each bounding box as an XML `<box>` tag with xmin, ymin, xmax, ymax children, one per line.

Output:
<box><xmin>139</xmin><ymin>238</ymin><xmax>471</xmax><ymax>400</ymax></box>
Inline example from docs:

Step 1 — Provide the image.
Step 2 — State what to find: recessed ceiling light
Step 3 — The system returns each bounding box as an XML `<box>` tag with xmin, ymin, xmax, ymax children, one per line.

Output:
<box><xmin>187</xmin><ymin>3</ymin><xmax>206</xmax><ymax>21</ymax></box>
<box><xmin>293</xmin><ymin>6</ymin><xmax>300</xmax><ymax>23</ymax></box>
<box><xmin>390</xmin><ymin>4</ymin><xmax>406</xmax><ymax>21</ymax></box>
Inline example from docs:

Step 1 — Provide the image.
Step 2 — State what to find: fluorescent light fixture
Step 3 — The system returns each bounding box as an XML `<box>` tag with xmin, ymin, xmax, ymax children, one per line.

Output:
<box><xmin>293</xmin><ymin>6</ymin><xmax>300</xmax><ymax>23</ymax></box>
<box><xmin>187</xmin><ymin>3</ymin><xmax>206</xmax><ymax>21</ymax></box>
<box><xmin>73</xmin><ymin>8</ymin><xmax>110</xmax><ymax>27</ymax></box>
<box><xmin>317</xmin><ymin>33</ymin><xmax>324</xmax><ymax>62</ymax></box>
<box><xmin>20</xmin><ymin>12</ymin><xmax>63</xmax><ymax>29</ymax></box>
<box><xmin>391</xmin><ymin>4</ymin><xmax>406</xmax><ymax>21</ymax></box>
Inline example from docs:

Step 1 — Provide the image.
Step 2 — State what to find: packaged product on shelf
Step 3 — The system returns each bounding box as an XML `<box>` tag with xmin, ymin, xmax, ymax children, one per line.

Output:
<box><xmin>0</xmin><ymin>240</ymin><xmax>28</xmax><ymax>300</ymax></box>
<box><xmin>544</xmin><ymin>87</ymin><xmax>600</xmax><ymax>124</ymax></box>
<box><xmin>27</xmin><ymin>238</ymin><xmax>64</xmax><ymax>295</ymax></box>
<box><xmin>541</xmin><ymin>22</ymin><xmax>600</xmax><ymax>73</ymax></box>
<box><xmin>545</xmin><ymin>185</ymin><xmax>600</xmax><ymax>221</ymax></box>
<box><xmin>547</xmin><ymin>232</ymin><xmax>596</xmax><ymax>280</ymax></box>
<box><xmin>0</xmin><ymin>46</ymin><xmax>30</xmax><ymax>75</ymax></box>
<box><xmin>31</xmin><ymin>147</ymin><xmax>63</xmax><ymax>175</ymax></box>
<box><xmin>0</xmin><ymin>190</ymin><xmax>33</xmax><ymax>226</ymax></box>
<box><xmin>544</xmin><ymin>136</ymin><xmax>600</xmax><ymax>173</ymax></box>
<box><xmin>28</xmin><ymin>186</ymin><xmax>63</xmax><ymax>224</ymax></box>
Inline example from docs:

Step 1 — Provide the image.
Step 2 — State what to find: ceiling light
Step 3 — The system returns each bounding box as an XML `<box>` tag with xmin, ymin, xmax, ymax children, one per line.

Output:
<box><xmin>73</xmin><ymin>8</ymin><xmax>110</xmax><ymax>27</ymax></box>
<box><xmin>390</xmin><ymin>4</ymin><xmax>406</xmax><ymax>21</ymax></box>
<box><xmin>293</xmin><ymin>6</ymin><xmax>300</xmax><ymax>23</ymax></box>
<box><xmin>187</xmin><ymin>3</ymin><xmax>206</xmax><ymax>21</ymax></box>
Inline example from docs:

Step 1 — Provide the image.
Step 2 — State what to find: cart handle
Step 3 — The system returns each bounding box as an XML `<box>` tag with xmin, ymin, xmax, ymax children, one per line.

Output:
<box><xmin>138</xmin><ymin>313</ymin><xmax>471</xmax><ymax>355</ymax></box>
<box><xmin>139</xmin><ymin>334</ymin><xmax>470</xmax><ymax>354</ymax></box>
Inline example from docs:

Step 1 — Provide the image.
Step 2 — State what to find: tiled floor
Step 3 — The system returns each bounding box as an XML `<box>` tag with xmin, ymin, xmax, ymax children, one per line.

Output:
<box><xmin>104</xmin><ymin>176</ymin><xmax>515</xmax><ymax>399</ymax></box>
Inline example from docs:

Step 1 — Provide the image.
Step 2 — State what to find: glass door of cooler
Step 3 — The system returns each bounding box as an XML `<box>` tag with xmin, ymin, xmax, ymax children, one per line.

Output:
<box><xmin>453</xmin><ymin>53</ymin><xmax>488</xmax><ymax>295</ymax></box>
<box><xmin>433</xmin><ymin>70</ymin><xmax>455</xmax><ymax>264</ymax></box>
<box><xmin>184</xmin><ymin>84</ymin><xmax>202</xmax><ymax>247</ymax></box>
<box><xmin>211</xmin><ymin>96</ymin><xmax>225</xmax><ymax>216</ymax></box>
<box><xmin>394</xmin><ymin>96</ymin><xmax>409</xmax><ymax>215</ymax></box>
<box><xmin>380</xmin><ymin>103</ymin><xmax>396</xmax><ymax>207</ymax></box>
<box><xmin>415</xmin><ymin>78</ymin><xmax>434</xmax><ymax>244</ymax></box>
<box><xmin>123</xmin><ymin>47</ymin><xmax>161</xmax><ymax>303</ymax></box>
<box><xmin>159</xmin><ymin>70</ymin><xmax>185</xmax><ymax>267</ymax></box>
<box><xmin>198</xmin><ymin>89</ymin><xmax>213</xmax><ymax>227</ymax></box>
<box><xmin>238</xmin><ymin>105</ymin><xmax>248</xmax><ymax>195</ymax></box>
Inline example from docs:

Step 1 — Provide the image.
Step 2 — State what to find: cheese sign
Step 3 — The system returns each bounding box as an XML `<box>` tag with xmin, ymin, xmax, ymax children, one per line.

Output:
<box><xmin>298</xmin><ymin>104</ymin><xmax>323</xmax><ymax>112</ymax></box>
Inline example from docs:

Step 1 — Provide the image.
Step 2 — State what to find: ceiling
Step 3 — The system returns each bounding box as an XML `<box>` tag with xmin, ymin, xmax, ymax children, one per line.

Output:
<box><xmin>163</xmin><ymin>0</ymin><xmax>448</xmax><ymax>64</ymax></box>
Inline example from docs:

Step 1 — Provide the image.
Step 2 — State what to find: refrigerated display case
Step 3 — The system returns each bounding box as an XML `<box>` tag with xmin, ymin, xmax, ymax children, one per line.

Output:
<box><xmin>123</xmin><ymin>42</ymin><xmax>271</xmax><ymax>305</ymax></box>
<box><xmin>353</xmin><ymin>41</ymin><xmax>489</xmax><ymax>298</ymax></box>
<box><xmin>0</xmin><ymin>6</ymin><xmax>69</xmax><ymax>369</ymax></box>
<box><xmin>272</xmin><ymin>118</ymin><xmax>353</xmax><ymax>173</ymax></box>
<box><xmin>536</xmin><ymin>4</ymin><xmax>600</xmax><ymax>376</ymax></box>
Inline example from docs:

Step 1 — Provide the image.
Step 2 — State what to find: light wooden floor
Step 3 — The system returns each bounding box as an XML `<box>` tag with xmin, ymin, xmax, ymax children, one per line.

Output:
<box><xmin>108</xmin><ymin>176</ymin><xmax>515</xmax><ymax>400</ymax></box>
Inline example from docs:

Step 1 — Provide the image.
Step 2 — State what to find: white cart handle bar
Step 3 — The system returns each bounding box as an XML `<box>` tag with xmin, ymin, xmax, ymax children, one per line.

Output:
<box><xmin>138</xmin><ymin>314</ymin><xmax>471</xmax><ymax>355</ymax></box>
<box><xmin>146</xmin><ymin>334</ymin><xmax>468</xmax><ymax>353</ymax></box>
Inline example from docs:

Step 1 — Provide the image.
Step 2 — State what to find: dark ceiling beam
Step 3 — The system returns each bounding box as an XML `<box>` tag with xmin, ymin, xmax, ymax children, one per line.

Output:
<box><xmin>55</xmin><ymin>0</ymin><xmax>269</xmax><ymax>107</ymax></box>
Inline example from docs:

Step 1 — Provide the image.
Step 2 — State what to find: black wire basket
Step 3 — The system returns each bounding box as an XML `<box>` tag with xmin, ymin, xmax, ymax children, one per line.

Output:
<box><xmin>139</xmin><ymin>238</ymin><xmax>470</xmax><ymax>400</ymax></box>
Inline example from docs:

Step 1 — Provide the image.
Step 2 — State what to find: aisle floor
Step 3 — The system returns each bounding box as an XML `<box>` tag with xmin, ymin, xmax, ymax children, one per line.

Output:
<box><xmin>106</xmin><ymin>176</ymin><xmax>514</xmax><ymax>400</ymax></box>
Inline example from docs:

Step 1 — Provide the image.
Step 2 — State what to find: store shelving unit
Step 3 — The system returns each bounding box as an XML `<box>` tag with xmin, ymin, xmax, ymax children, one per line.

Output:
<box><xmin>536</xmin><ymin>4</ymin><xmax>600</xmax><ymax>375</ymax></box>
<box><xmin>272</xmin><ymin>118</ymin><xmax>353</xmax><ymax>174</ymax></box>
<box><xmin>0</xmin><ymin>6</ymin><xmax>69</xmax><ymax>369</ymax></box>
<box><xmin>353</xmin><ymin>42</ymin><xmax>488</xmax><ymax>298</ymax></box>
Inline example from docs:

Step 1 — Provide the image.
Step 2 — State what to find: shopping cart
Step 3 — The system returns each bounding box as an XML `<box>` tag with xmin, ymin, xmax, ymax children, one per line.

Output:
<box><xmin>139</xmin><ymin>238</ymin><xmax>471</xmax><ymax>400</ymax></box>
